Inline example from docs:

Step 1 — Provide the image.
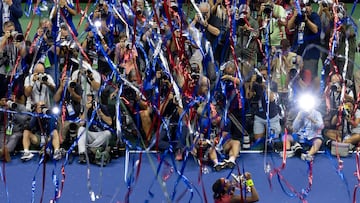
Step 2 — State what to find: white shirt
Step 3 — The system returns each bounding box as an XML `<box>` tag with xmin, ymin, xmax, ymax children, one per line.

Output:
<box><xmin>71</xmin><ymin>69</ymin><xmax>101</xmax><ymax>96</ymax></box>
<box><xmin>24</xmin><ymin>73</ymin><xmax>55</xmax><ymax>105</ymax></box>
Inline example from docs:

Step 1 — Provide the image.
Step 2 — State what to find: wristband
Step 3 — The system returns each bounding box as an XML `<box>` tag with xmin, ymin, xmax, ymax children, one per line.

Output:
<box><xmin>246</xmin><ymin>179</ymin><xmax>254</xmax><ymax>187</ymax></box>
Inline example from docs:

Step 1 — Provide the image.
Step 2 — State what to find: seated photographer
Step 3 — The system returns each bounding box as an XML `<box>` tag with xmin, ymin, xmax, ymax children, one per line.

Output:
<box><xmin>283</xmin><ymin>94</ymin><xmax>324</xmax><ymax>161</ymax></box>
<box><xmin>77</xmin><ymin>94</ymin><xmax>112</xmax><ymax>164</ymax></box>
<box><xmin>324</xmin><ymin>73</ymin><xmax>354</xmax><ymax>129</ymax></box>
<box><xmin>21</xmin><ymin>101</ymin><xmax>62</xmax><ymax>161</ymax></box>
<box><xmin>212</xmin><ymin>172</ymin><xmax>259</xmax><ymax>203</ymax></box>
<box><xmin>324</xmin><ymin>101</ymin><xmax>360</xmax><ymax>148</ymax></box>
<box><xmin>53</xmin><ymin>75</ymin><xmax>82</xmax><ymax>149</ymax></box>
<box><xmin>0</xmin><ymin>20</ymin><xmax>27</xmax><ymax>99</ymax></box>
<box><xmin>0</xmin><ymin>97</ymin><xmax>29</xmax><ymax>162</ymax></box>
<box><xmin>24</xmin><ymin>62</ymin><xmax>56</xmax><ymax>111</ymax></box>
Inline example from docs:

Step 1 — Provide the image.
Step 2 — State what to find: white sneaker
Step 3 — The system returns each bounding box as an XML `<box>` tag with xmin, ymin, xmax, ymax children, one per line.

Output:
<box><xmin>21</xmin><ymin>152</ymin><xmax>34</xmax><ymax>161</ymax></box>
<box><xmin>224</xmin><ymin>159</ymin><xmax>236</xmax><ymax>169</ymax></box>
<box><xmin>53</xmin><ymin>149</ymin><xmax>62</xmax><ymax>160</ymax></box>
<box><xmin>213</xmin><ymin>161</ymin><xmax>226</xmax><ymax>172</ymax></box>
<box><xmin>301</xmin><ymin>153</ymin><xmax>314</xmax><ymax>161</ymax></box>
<box><xmin>279</xmin><ymin>150</ymin><xmax>294</xmax><ymax>158</ymax></box>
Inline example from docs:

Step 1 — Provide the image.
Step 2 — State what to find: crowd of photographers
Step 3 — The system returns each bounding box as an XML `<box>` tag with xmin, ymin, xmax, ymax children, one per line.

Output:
<box><xmin>0</xmin><ymin>0</ymin><xmax>358</xmax><ymax>171</ymax></box>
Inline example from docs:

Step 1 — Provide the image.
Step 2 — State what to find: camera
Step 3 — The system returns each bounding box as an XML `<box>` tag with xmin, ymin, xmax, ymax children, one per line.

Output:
<box><xmin>69</xmin><ymin>81</ymin><xmax>76</xmax><ymax>88</ymax></box>
<box><xmin>68</xmin><ymin>122</ymin><xmax>78</xmax><ymax>137</ymax></box>
<box><xmin>10</xmin><ymin>31</ymin><xmax>24</xmax><ymax>42</ymax></box>
<box><xmin>263</xmin><ymin>4</ymin><xmax>273</xmax><ymax>15</ymax></box>
<box><xmin>40</xmin><ymin>106</ymin><xmax>50</xmax><ymax>114</ymax></box>
<box><xmin>6</xmin><ymin>100</ymin><xmax>17</xmax><ymax>109</ymax></box>
<box><xmin>330</xmin><ymin>82</ymin><xmax>341</xmax><ymax>92</ymax></box>
<box><xmin>38</xmin><ymin>73</ymin><xmax>48</xmax><ymax>82</ymax></box>
<box><xmin>256</xmin><ymin>74</ymin><xmax>263</xmax><ymax>84</ymax></box>
<box><xmin>237</xmin><ymin>13</ymin><xmax>247</xmax><ymax>27</ymax></box>
<box><xmin>190</xmin><ymin>63</ymin><xmax>200</xmax><ymax>81</ymax></box>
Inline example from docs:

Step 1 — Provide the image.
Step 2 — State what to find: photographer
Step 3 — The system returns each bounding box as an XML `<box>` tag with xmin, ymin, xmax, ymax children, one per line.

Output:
<box><xmin>70</xmin><ymin>61</ymin><xmax>101</xmax><ymax>96</ymax></box>
<box><xmin>258</xmin><ymin>1</ymin><xmax>287</xmax><ymax>48</ymax></box>
<box><xmin>288</xmin><ymin>1</ymin><xmax>321</xmax><ymax>81</ymax></box>
<box><xmin>21</xmin><ymin>101</ymin><xmax>62</xmax><ymax>161</ymax></box>
<box><xmin>114</xmin><ymin>32</ymin><xmax>138</xmax><ymax>76</ymax></box>
<box><xmin>250</xmin><ymin>68</ymin><xmax>281</xmax><ymax>143</ymax></box>
<box><xmin>191</xmin><ymin>2</ymin><xmax>222</xmax><ymax>63</ymax></box>
<box><xmin>50</xmin><ymin>0</ymin><xmax>77</xmax><ymax>36</ymax></box>
<box><xmin>288</xmin><ymin>94</ymin><xmax>324</xmax><ymax>161</ymax></box>
<box><xmin>0</xmin><ymin>0</ymin><xmax>23</xmax><ymax>35</ymax></box>
<box><xmin>0</xmin><ymin>97</ymin><xmax>29</xmax><ymax>162</ymax></box>
<box><xmin>54</xmin><ymin>76</ymin><xmax>82</xmax><ymax>149</ymax></box>
<box><xmin>24</xmin><ymin>62</ymin><xmax>56</xmax><ymax>110</ymax></box>
<box><xmin>77</xmin><ymin>94</ymin><xmax>112</xmax><ymax>164</ymax></box>
<box><xmin>0</xmin><ymin>20</ymin><xmax>26</xmax><ymax>99</ymax></box>
<box><xmin>82</xmin><ymin>19</ymin><xmax>113</xmax><ymax>75</ymax></box>
<box><xmin>271</xmin><ymin>39</ymin><xmax>303</xmax><ymax>92</ymax></box>
<box><xmin>212</xmin><ymin>172</ymin><xmax>259</xmax><ymax>203</ymax></box>
<box><xmin>324</xmin><ymin>74</ymin><xmax>354</xmax><ymax>129</ymax></box>
<box><xmin>121</xmin><ymin>69</ymin><xmax>153</xmax><ymax>143</ymax></box>
<box><xmin>234</xmin><ymin>4</ymin><xmax>259</xmax><ymax>73</ymax></box>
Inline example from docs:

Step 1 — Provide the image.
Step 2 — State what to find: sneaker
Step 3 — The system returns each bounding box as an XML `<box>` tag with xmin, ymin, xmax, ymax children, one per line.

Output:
<box><xmin>213</xmin><ymin>161</ymin><xmax>227</xmax><ymax>172</ymax></box>
<box><xmin>21</xmin><ymin>152</ymin><xmax>34</xmax><ymax>161</ymax></box>
<box><xmin>292</xmin><ymin>142</ymin><xmax>303</xmax><ymax>157</ymax></box>
<box><xmin>279</xmin><ymin>150</ymin><xmax>294</xmax><ymax>158</ymax></box>
<box><xmin>78</xmin><ymin>153</ymin><xmax>86</xmax><ymax>164</ymax></box>
<box><xmin>301</xmin><ymin>153</ymin><xmax>314</xmax><ymax>161</ymax></box>
<box><xmin>53</xmin><ymin>149</ymin><xmax>62</xmax><ymax>161</ymax></box>
<box><xmin>224</xmin><ymin>159</ymin><xmax>236</xmax><ymax>169</ymax></box>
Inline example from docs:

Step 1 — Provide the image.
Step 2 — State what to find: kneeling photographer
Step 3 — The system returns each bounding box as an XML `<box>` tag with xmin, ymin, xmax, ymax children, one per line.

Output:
<box><xmin>0</xmin><ymin>97</ymin><xmax>29</xmax><ymax>162</ymax></box>
<box><xmin>54</xmin><ymin>76</ymin><xmax>83</xmax><ymax>150</ymax></box>
<box><xmin>77</xmin><ymin>94</ymin><xmax>113</xmax><ymax>165</ymax></box>
<box><xmin>21</xmin><ymin>101</ymin><xmax>62</xmax><ymax>162</ymax></box>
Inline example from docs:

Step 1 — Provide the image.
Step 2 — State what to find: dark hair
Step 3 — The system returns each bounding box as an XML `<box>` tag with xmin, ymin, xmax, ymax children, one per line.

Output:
<box><xmin>212</xmin><ymin>179</ymin><xmax>225</xmax><ymax>199</ymax></box>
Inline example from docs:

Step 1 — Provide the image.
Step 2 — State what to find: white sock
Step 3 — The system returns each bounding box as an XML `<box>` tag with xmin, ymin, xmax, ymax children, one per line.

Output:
<box><xmin>213</xmin><ymin>159</ymin><xmax>218</xmax><ymax>165</ymax></box>
<box><xmin>24</xmin><ymin>149</ymin><xmax>29</xmax><ymax>153</ymax></box>
<box><xmin>228</xmin><ymin>156</ymin><xmax>236</xmax><ymax>163</ymax></box>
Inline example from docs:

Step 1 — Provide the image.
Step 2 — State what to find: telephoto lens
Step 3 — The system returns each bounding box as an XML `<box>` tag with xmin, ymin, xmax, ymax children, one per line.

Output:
<box><xmin>69</xmin><ymin>81</ymin><xmax>76</xmax><ymax>88</ymax></box>
<box><xmin>6</xmin><ymin>101</ymin><xmax>17</xmax><ymax>109</ymax></box>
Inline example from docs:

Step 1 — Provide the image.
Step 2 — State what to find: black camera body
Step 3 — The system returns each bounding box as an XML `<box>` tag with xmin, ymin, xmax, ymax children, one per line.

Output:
<box><xmin>69</xmin><ymin>81</ymin><xmax>76</xmax><ymax>88</ymax></box>
<box><xmin>263</xmin><ymin>4</ymin><xmax>273</xmax><ymax>15</ymax></box>
<box><xmin>10</xmin><ymin>31</ymin><xmax>24</xmax><ymax>42</ymax></box>
<box><xmin>38</xmin><ymin>73</ymin><xmax>48</xmax><ymax>82</ymax></box>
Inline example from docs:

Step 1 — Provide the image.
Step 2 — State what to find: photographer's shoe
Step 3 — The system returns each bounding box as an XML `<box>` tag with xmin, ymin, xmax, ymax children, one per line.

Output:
<box><xmin>301</xmin><ymin>153</ymin><xmax>314</xmax><ymax>161</ymax></box>
<box><xmin>53</xmin><ymin>149</ymin><xmax>62</xmax><ymax>161</ymax></box>
<box><xmin>213</xmin><ymin>161</ymin><xmax>226</xmax><ymax>172</ymax></box>
<box><xmin>78</xmin><ymin>153</ymin><xmax>86</xmax><ymax>164</ymax></box>
<box><xmin>224</xmin><ymin>159</ymin><xmax>236</xmax><ymax>169</ymax></box>
<box><xmin>21</xmin><ymin>152</ymin><xmax>34</xmax><ymax>161</ymax></box>
<box><xmin>279</xmin><ymin>149</ymin><xmax>295</xmax><ymax>158</ymax></box>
